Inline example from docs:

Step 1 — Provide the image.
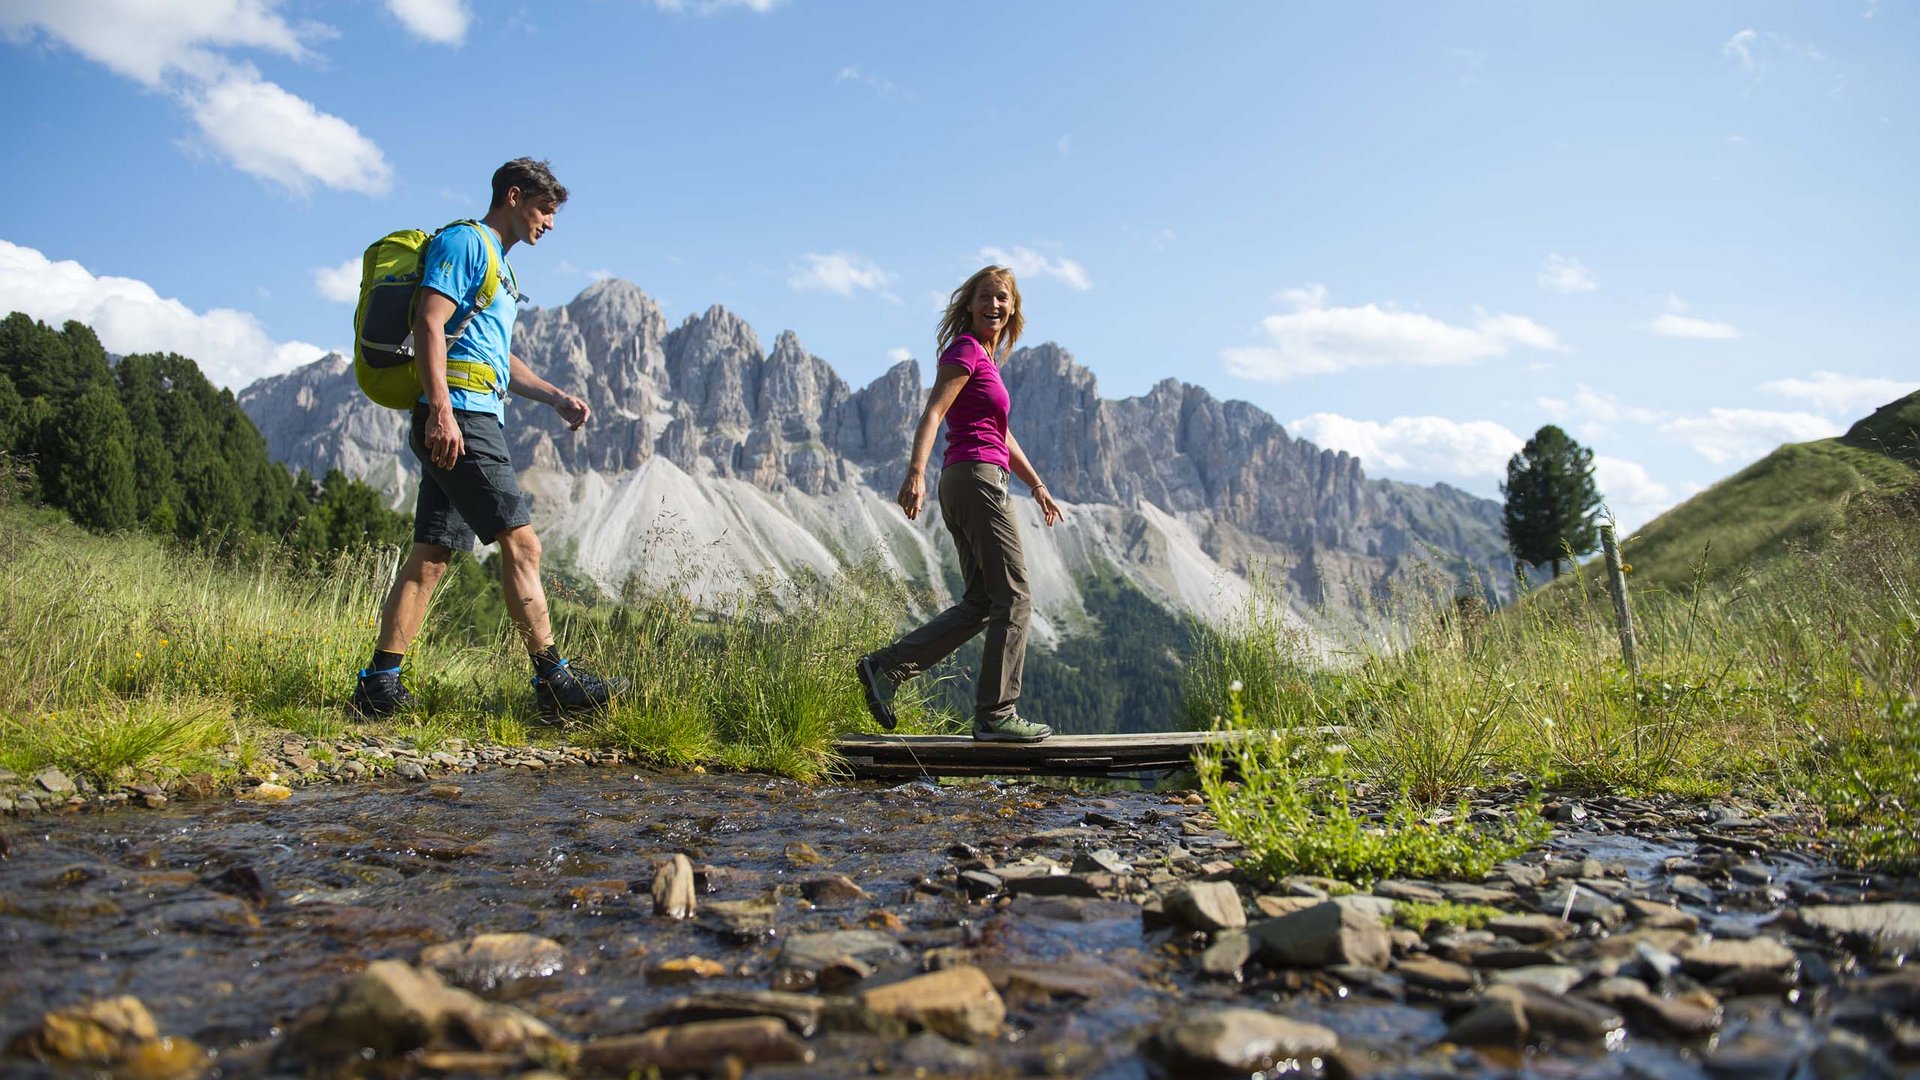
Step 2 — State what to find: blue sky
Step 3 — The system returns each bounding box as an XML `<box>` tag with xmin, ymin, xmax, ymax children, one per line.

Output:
<box><xmin>1</xmin><ymin>0</ymin><xmax>1914</xmax><ymax>529</ymax></box>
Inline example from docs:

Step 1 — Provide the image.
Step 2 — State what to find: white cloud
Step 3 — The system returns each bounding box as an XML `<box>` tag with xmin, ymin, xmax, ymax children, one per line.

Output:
<box><xmin>0</xmin><ymin>238</ymin><xmax>330</xmax><ymax>390</ymax></box>
<box><xmin>649</xmin><ymin>0</ymin><xmax>779</xmax><ymax>12</ymax></box>
<box><xmin>1592</xmin><ymin>455</ymin><xmax>1675</xmax><ymax>532</ymax></box>
<box><xmin>1287</xmin><ymin>412</ymin><xmax>1524</xmax><ymax>484</ymax></box>
<box><xmin>1662</xmin><ymin>408</ymin><xmax>1841</xmax><ymax>465</ymax></box>
<box><xmin>1537</xmin><ymin>384</ymin><xmax>1661</xmax><ymax>439</ymax></box>
<box><xmin>0</xmin><ymin>1</ymin><xmax>391</xmax><ymax>195</ymax></box>
<box><xmin>313</xmin><ymin>257</ymin><xmax>360</xmax><ymax>303</ymax></box>
<box><xmin>1538</xmin><ymin>253</ymin><xmax>1598</xmax><ymax>294</ymax></box>
<box><xmin>386</xmin><ymin>0</ymin><xmax>470</xmax><ymax>45</ymax></box>
<box><xmin>1224</xmin><ymin>284</ymin><xmax>1563</xmax><ymax>382</ymax></box>
<box><xmin>1724</xmin><ymin>27</ymin><xmax>1759</xmax><ymax>68</ymax></box>
<box><xmin>1056</xmin><ymin>134</ymin><xmax>1072</xmax><ymax>157</ymax></box>
<box><xmin>787</xmin><ymin>252</ymin><xmax>896</xmax><ymax>299</ymax></box>
<box><xmin>1651</xmin><ymin>313</ymin><xmax>1741</xmax><ymax>339</ymax></box>
<box><xmin>977</xmin><ymin>246</ymin><xmax>1091</xmax><ymax>291</ymax></box>
<box><xmin>887</xmin><ymin>347</ymin><xmax>913</xmax><ymax>363</ymax></box>
<box><xmin>835</xmin><ymin>65</ymin><xmax>898</xmax><ymax>99</ymax></box>
<box><xmin>1759</xmin><ymin>371</ymin><xmax>1918</xmax><ymax>417</ymax></box>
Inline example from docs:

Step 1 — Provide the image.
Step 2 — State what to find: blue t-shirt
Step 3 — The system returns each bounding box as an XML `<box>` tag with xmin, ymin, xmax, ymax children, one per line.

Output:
<box><xmin>418</xmin><ymin>222</ymin><xmax>517</xmax><ymax>423</ymax></box>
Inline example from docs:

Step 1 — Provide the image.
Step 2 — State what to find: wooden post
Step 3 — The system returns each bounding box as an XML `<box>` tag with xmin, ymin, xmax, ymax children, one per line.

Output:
<box><xmin>1600</xmin><ymin>526</ymin><xmax>1640</xmax><ymax>678</ymax></box>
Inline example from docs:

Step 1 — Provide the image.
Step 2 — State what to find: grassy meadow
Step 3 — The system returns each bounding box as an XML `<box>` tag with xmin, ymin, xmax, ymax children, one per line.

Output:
<box><xmin>4</xmin><ymin>391</ymin><xmax>1916</xmax><ymax>886</ymax></box>
<box><xmin>0</xmin><ymin>491</ymin><xmax>955</xmax><ymax>787</ymax></box>
<box><xmin>1190</xmin><ymin>477</ymin><xmax>1920</xmax><ymax>881</ymax></box>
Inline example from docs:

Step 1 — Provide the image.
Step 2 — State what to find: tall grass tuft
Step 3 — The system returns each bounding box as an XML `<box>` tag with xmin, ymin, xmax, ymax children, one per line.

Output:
<box><xmin>1189</xmin><ymin>485</ymin><xmax>1920</xmax><ymax>874</ymax></box>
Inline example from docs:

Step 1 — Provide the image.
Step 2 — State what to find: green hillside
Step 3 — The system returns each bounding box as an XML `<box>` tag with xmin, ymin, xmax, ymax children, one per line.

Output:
<box><xmin>1615</xmin><ymin>391</ymin><xmax>1919</xmax><ymax>595</ymax></box>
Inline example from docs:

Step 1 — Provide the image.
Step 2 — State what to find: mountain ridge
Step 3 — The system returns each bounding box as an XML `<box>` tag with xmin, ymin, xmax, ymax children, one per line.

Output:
<box><xmin>239</xmin><ymin>278</ymin><xmax>1514</xmax><ymax>639</ymax></box>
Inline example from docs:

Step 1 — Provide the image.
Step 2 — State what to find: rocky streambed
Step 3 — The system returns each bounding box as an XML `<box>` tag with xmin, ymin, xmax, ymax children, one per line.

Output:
<box><xmin>1</xmin><ymin>756</ymin><xmax>1917</xmax><ymax>1078</ymax></box>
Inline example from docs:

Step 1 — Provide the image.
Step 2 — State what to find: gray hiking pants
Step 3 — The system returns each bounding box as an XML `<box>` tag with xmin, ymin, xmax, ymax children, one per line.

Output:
<box><xmin>873</xmin><ymin>462</ymin><xmax>1031</xmax><ymax>724</ymax></box>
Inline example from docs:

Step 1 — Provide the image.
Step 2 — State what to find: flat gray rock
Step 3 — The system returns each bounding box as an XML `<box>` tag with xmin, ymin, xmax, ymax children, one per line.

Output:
<box><xmin>1250</xmin><ymin>901</ymin><xmax>1391</xmax><ymax>971</ymax></box>
<box><xmin>1146</xmin><ymin>1006</ymin><xmax>1338</xmax><ymax>1073</ymax></box>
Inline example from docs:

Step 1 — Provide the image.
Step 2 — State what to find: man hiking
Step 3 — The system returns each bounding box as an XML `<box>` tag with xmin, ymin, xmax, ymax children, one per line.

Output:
<box><xmin>351</xmin><ymin>157</ymin><xmax>622</xmax><ymax>720</ymax></box>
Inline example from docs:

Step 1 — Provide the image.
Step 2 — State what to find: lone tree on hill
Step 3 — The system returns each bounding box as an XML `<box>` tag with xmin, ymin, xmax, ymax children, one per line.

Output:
<box><xmin>1501</xmin><ymin>424</ymin><xmax>1602</xmax><ymax>579</ymax></box>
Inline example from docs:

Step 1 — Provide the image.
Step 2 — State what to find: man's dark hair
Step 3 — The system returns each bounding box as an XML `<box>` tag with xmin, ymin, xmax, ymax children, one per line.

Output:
<box><xmin>490</xmin><ymin>158</ymin><xmax>569</xmax><ymax>209</ymax></box>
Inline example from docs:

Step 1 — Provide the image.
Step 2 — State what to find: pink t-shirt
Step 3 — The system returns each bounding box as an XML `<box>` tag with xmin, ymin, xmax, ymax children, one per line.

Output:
<box><xmin>939</xmin><ymin>334</ymin><xmax>1011</xmax><ymax>469</ymax></box>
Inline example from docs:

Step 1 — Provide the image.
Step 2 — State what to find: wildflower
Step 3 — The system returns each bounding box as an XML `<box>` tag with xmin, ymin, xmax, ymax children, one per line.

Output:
<box><xmin>159</xmin><ymin>638</ymin><xmax>169</xmax><ymax>648</ymax></box>
<box><xmin>135</xmin><ymin>652</ymin><xmax>143</xmax><ymax>660</ymax></box>
<box><xmin>1228</xmin><ymin>680</ymin><xmax>1244</xmax><ymax>694</ymax></box>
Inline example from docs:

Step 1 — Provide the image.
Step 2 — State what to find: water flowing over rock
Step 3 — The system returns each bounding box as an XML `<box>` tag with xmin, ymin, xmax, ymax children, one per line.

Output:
<box><xmin>239</xmin><ymin>279</ymin><xmax>1516</xmax><ymax>643</ymax></box>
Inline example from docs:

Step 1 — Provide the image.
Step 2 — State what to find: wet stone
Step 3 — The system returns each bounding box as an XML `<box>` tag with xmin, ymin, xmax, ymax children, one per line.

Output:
<box><xmin>1396</xmin><ymin>956</ymin><xmax>1476</xmax><ymax>993</ymax></box>
<box><xmin>33</xmin><ymin>766</ymin><xmax>76</xmax><ymax>795</ymax></box>
<box><xmin>418</xmin><ymin>933</ymin><xmax>566</xmax><ymax>998</ymax></box>
<box><xmin>1536</xmin><ymin>883</ymin><xmax>1627</xmax><ymax>929</ymax></box>
<box><xmin>1669</xmin><ymin>874</ymin><xmax>1716</xmax><ymax>905</ymax></box>
<box><xmin>577</xmin><ymin>1017</ymin><xmax>812</xmax><ymax>1074</ymax></box>
<box><xmin>1790</xmin><ymin>902</ymin><xmax>1920</xmax><ymax>955</ymax></box>
<box><xmin>1005</xmin><ymin>872</ymin><xmax>1104</xmax><ymax>898</ymax></box>
<box><xmin>648</xmin><ymin>955</ymin><xmax>729</xmax><ymax>982</ymax></box>
<box><xmin>858</xmin><ymin>964</ymin><xmax>1006</xmax><ymax>1044</ymax></box>
<box><xmin>1436</xmin><ymin>882</ymin><xmax>1519</xmax><ymax>905</ymax></box>
<box><xmin>1490</xmin><ymin>983</ymin><xmax>1624</xmax><ymax>1041</ymax></box>
<box><xmin>396</xmin><ymin>761</ymin><xmax>427</xmax><ymax>782</ymax></box>
<box><xmin>1166</xmin><ymin>880</ymin><xmax>1246</xmax><ymax>934</ymax></box>
<box><xmin>1627</xmin><ymin>897</ymin><xmax>1700</xmax><ymax>930</ymax></box>
<box><xmin>1372</xmin><ymin>879</ymin><xmax>1444</xmax><ymax>903</ymax></box>
<box><xmin>9</xmin><ymin>995</ymin><xmax>160</xmax><ymax>1064</ymax></box>
<box><xmin>800</xmin><ymin>874</ymin><xmax>868</xmax><ymax>906</ymax></box>
<box><xmin>958</xmin><ymin>870</ymin><xmax>1002</xmax><ymax>900</ymax></box>
<box><xmin>1198</xmin><ymin>930</ymin><xmax>1253</xmax><ymax>980</ymax></box>
<box><xmin>650</xmin><ymin>853</ymin><xmax>697</xmax><ymax>919</ymax></box>
<box><xmin>1070</xmin><ymin>848</ymin><xmax>1132</xmax><ymax>875</ymax></box>
<box><xmin>1679</xmin><ymin>937</ymin><xmax>1797</xmax><ymax>980</ymax></box>
<box><xmin>1488</xmin><ymin>964</ymin><xmax>1583</xmax><ymax>996</ymax></box>
<box><xmin>1491</xmin><ymin>861</ymin><xmax>1547</xmax><ymax>888</ymax></box>
<box><xmin>1254</xmin><ymin>894</ymin><xmax>1321</xmax><ymax>919</ymax></box>
<box><xmin>699</xmin><ymin>897</ymin><xmax>774</xmax><ymax>941</ymax></box>
<box><xmin>1146</xmin><ymin>1006</ymin><xmax>1339</xmax><ymax>1075</ymax></box>
<box><xmin>1487</xmin><ymin>913</ymin><xmax>1572</xmax><ymax>945</ymax></box>
<box><xmin>644</xmin><ymin>990</ymin><xmax>824</xmax><ymax>1038</ymax></box>
<box><xmin>899</xmin><ymin>1031</ymin><xmax>990</xmax><ymax>1073</ymax></box>
<box><xmin>1447</xmin><ymin>992</ymin><xmax>1529</xmax><ymax>1047</ymax></box>
<box><xmin>1250</xmin><ymin>900</ymin><xmax>1391</xmax><ymax>971</ymax></box>
<box><xmin>775</xmin><ymin>929</ymin><xmax>911</xmax><ymax>989</ymax></box>
<box><xmin>1704</xmin><ymin>1027</ymin><xmax>1804</xmax><ymax>1080</ymax></box>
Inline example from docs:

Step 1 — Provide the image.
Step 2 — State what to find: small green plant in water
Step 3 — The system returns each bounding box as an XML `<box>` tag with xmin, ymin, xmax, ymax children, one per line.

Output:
<box><xmin>1196</xmin><ymin>686</ymin><xmax>1550</xmax><ymax>888</ymax></box>
<box><xmin>1392</xmin><ymin>900</ymin><xmax>1506</xmax><ymax>934</ymax></box>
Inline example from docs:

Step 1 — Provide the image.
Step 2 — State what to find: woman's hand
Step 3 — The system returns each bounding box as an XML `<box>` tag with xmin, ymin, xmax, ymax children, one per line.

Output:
<box><xmin>898</xmin><ymin>470</ymin><xmax>927</xmax><ymax>520</ymax></box>
<box><xmin>1034</xmin><ymin>485</ymin><xmax>1064</xmax><ymax>526</ymax></box>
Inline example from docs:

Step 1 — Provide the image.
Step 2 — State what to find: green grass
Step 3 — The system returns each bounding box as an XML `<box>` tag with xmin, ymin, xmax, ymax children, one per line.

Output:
<box><xmin>1601</xmin><ymin>390</ymin><xmax>1918</xmax><ymax>596</ymax></box>
<box><xmin>1188</xmin><ymin>479</ymin><xmax>1920</xmax><ymax>879</ymax></box>
<box><xmin>0</xmin><ymin>496</ymin><xmax>952</xmax><ymax>787</ymax></box>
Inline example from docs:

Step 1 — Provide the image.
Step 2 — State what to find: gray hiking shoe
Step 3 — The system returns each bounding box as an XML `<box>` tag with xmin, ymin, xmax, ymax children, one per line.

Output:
<box><xmin>855</xmin><ymin>653</ymin><xmax>897</xmax><ymax>731</ymax></box>
<box><xmin>972</xmin><ymin>713</ymin><xmax>1053</xmax><ymax>743</ymax></box>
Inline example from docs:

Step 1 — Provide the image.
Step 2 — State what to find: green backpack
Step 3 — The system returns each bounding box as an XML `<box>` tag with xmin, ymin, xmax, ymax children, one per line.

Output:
<box><xmin>352</xmin><ymin>220</ymin><xmax>513</xmax><ymax>409</ymax></box>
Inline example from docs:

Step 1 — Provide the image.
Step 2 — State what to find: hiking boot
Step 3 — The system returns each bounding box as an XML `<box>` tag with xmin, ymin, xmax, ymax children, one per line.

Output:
<box><xmin>351</xmin><ymin>667</ymin><xmax>415</xmax><ymax>719</ymax></box>
<box><xmin>972</xmin><ymin>713</ymin><xmax>1053</xmax><ymax>743</ymax></box>
<box><xmin>532</xmin><ymin>658</ymin><xmax>627</xmax><ymax>720</ymax></box>
<box><xmin>855</xmin><ymin>653</ymin><xmax>897</xmax><ymax>731</ymax></box>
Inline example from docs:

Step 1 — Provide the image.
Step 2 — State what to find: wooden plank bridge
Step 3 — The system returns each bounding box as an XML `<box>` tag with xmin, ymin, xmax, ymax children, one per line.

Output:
<box><xmin>833</xmin><ymin>730</ymin><xmax>1250</xmax><ymax>780</ymax></box>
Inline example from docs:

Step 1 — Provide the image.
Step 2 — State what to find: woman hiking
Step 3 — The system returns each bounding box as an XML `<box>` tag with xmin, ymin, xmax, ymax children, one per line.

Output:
<box><xmin>855</xmin><ymin>265</ymin><xmax>1064</xmax><ymax>743</ymax></box>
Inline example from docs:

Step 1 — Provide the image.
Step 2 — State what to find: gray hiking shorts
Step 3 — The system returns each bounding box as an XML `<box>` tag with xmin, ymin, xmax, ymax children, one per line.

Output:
<box><xmin>409</xmin><ymin>405</ymin><xmax>532</xmax><ymax>550</ymax></box>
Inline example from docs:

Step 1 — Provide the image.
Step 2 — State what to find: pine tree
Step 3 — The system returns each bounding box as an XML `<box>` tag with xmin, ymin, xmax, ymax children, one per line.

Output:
<box><xmin>1500</xmin><ymin>424</ymin><xmax>1602</xmax><ymax>579</ymax></box>
<box><xmin>50</xmin><ymin>381</ymin><xmax>137</xmax><ymax>531</ymax></box>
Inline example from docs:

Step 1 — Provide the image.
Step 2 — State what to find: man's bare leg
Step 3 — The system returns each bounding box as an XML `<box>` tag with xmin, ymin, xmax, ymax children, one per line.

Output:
<box><xmin>495</xmin><ymin>525</ymin><xmax>554</xmax><ymax>655</ymax></box>
<box><xmin>376</xmin><ymin>542</ymin><xmax>456</xmax><ymax>653</ymax></box>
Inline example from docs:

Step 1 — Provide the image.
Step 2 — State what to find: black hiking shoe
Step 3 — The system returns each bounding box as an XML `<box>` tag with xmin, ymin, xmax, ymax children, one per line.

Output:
<box><xmin>972</xmin><ymin>713</ymin><xmax>1052</xmax><ymax>743</ymax></box>
<box><xmin>531</xmin><ymin>658</ymin><xmax>627</xmax><ymax>721</ymax></box>
<box><xmin>351</xmin><ymin>667</ymin><xmax>415</xmax><ymax>719</ymax></box>
<box><xmin>855</xmin><ymin>653</ymin><xmax>897</xmax><ymax>731</ymax></box>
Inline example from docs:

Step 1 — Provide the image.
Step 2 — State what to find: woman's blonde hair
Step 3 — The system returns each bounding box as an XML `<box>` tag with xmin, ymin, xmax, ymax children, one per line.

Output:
<box><xmin>937</xmin><ymin>265</ymin><xmax>1024</xmax><ymax>360</ymax></box>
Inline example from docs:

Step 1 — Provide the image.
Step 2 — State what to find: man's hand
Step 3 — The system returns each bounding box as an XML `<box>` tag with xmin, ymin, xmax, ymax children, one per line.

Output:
<box><xmin>553</xmin><ymin>391</ymin><xmax>591</xmax><ymax>431</ymax></box>
<box><xmin>425</xmin><ymin>403</ymin><xmax>463</xmax><ymax>470</ymax></box>
<box><xmin>897</xmin><ymin>470</ymin><xmax>926</xmax><ymax>521</ymax></box>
